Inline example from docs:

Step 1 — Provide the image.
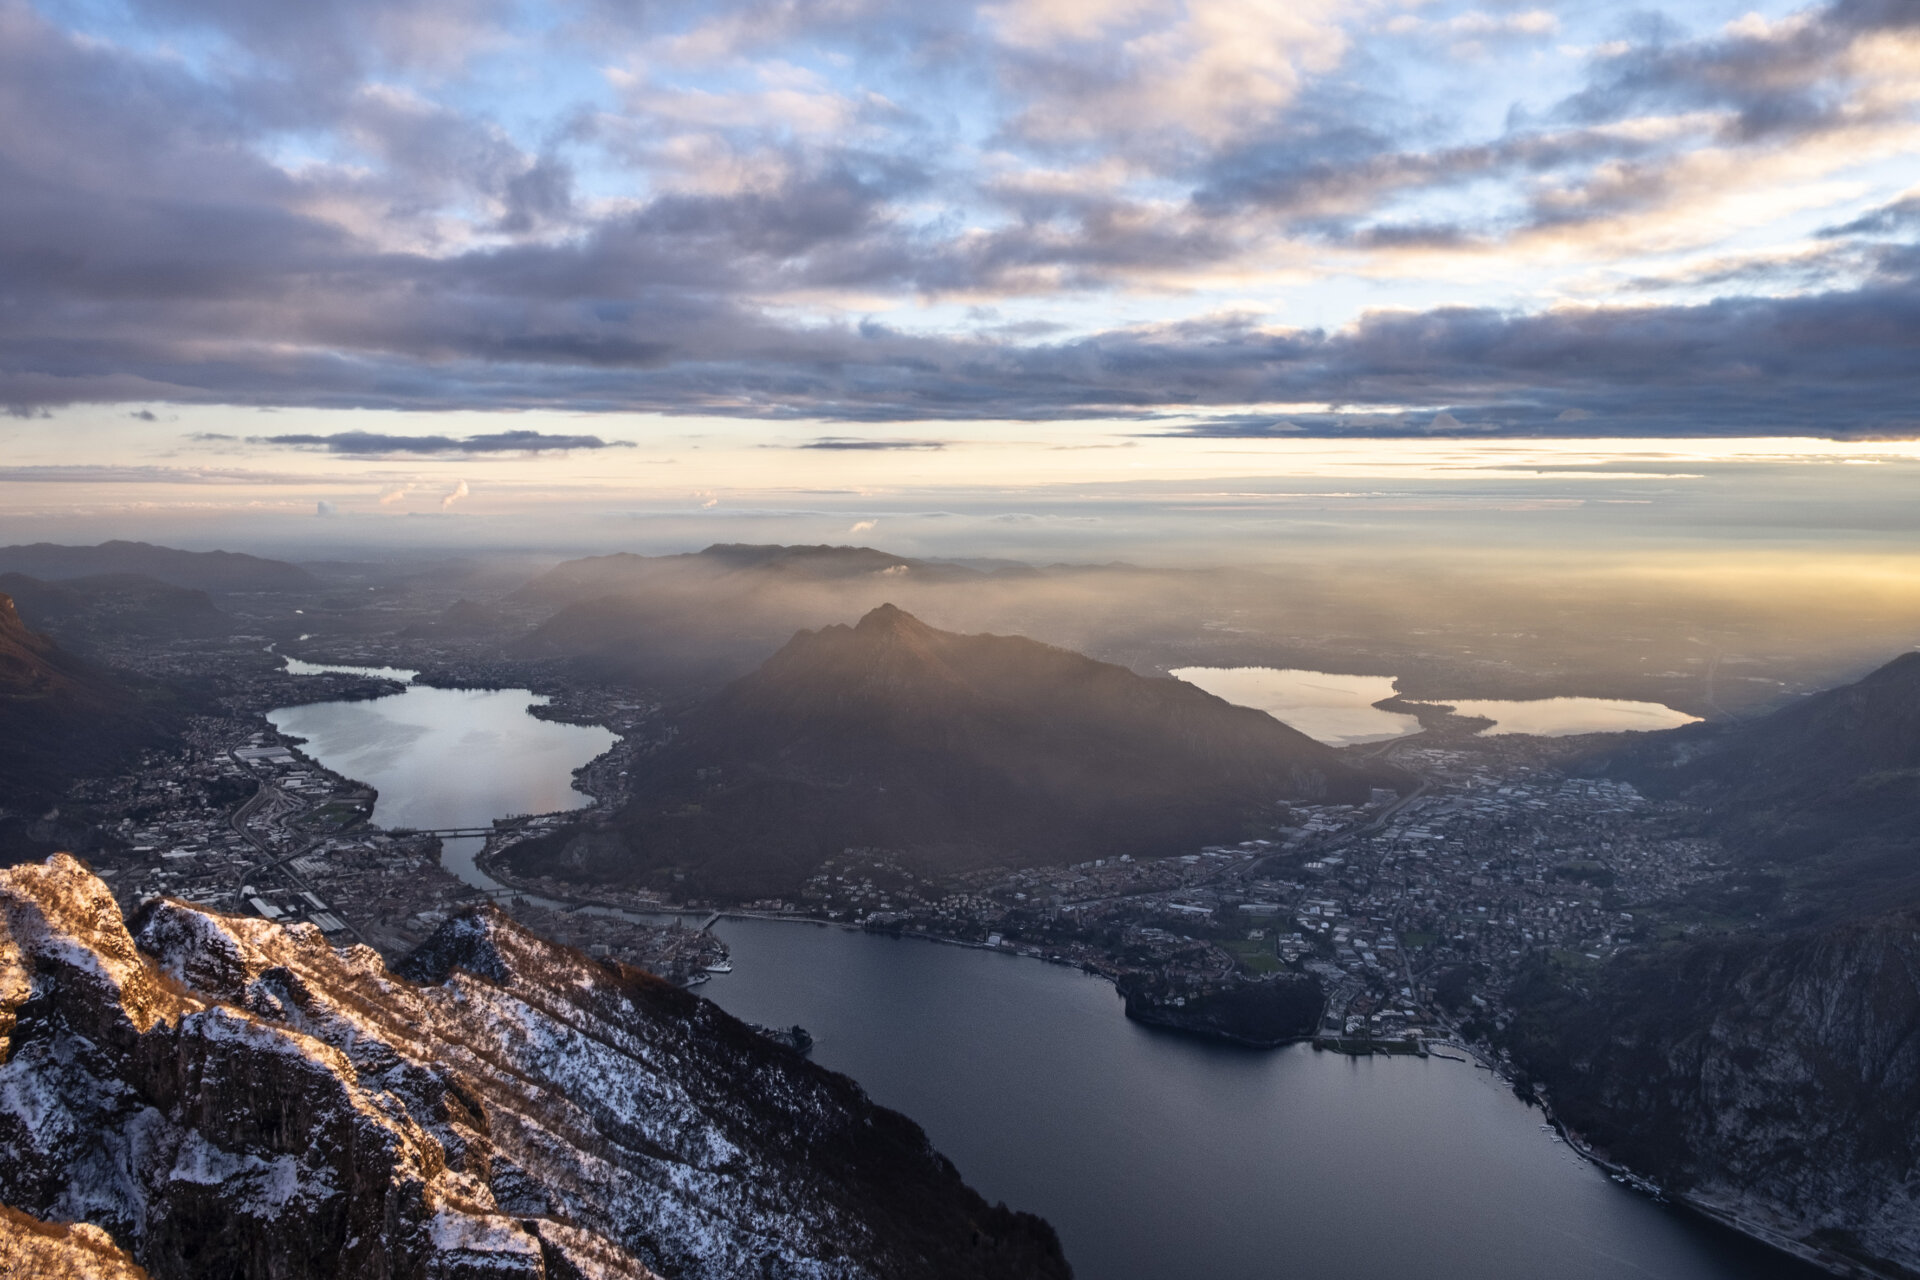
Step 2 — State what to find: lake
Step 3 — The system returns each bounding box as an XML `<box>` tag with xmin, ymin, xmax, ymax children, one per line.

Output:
<box><xmin>1170</xmin><ymin>667</ymin><xmax>1420</xmax><ymax>745</ymax></box>
<box><xmin>266</xmin><ymin>659</ymin><xmax>616</xmax><ymax>889</ymax></box>
<box><xmin>270</xmin><ymin>674</ymin><xmax>1807</xmax><ymax>1280</ymax></box>
<box><xmin>1174</xmin><ymin>666</ymin><xmax>1700</xmax><ymax>742</ymax></box>
<box><xmin>700</xmin><ymin>921</ymin><xmax>1817</xmax><ymax>1280</ymax></box>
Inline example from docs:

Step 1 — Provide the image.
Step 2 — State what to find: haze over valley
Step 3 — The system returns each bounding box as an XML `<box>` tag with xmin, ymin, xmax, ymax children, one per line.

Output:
<box><xmin>6</xmin><ymin>0</ymin><xmax>1920</xmax><ymax>1275</ymax></box>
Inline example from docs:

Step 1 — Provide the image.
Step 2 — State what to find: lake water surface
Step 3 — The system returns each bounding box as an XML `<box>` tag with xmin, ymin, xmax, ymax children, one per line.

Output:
<box><xmin>1175</xmin><ymin>666</ymin><xmax>1700</xmax><ymax>742</ymax></box>
<box><xmin>266</xmin><ymin>664</ymin><xmax>616</xmax><ymax>889</ymax></box>
<box><xmin>270</xmin><ymin>677</ymin><xmax>1806</xmax><ymax>1280</ymax></box>
<box><xmin>1171</xmin><ymin>667</ymin><xmax>1420</xmax><ymax>745</ymax></box>
<box><xmin>699</xmin><ymin>920</ymin><xmax>1815</xmax><ymax>1280</ymax></box>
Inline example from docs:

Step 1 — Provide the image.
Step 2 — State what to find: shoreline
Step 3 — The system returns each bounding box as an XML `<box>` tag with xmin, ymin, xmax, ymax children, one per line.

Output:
<box><xmin>471</xmin><ymin>813</ymin><xmax>1867</xmax><ymax>1278</ymax></box>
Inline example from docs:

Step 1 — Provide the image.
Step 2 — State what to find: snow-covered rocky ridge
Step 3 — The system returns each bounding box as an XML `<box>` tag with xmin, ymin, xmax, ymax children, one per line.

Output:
<box><xmin>0</xmin><ymin>854</ymin><xmax>1070</xmax><ymax>1280</ymax></box>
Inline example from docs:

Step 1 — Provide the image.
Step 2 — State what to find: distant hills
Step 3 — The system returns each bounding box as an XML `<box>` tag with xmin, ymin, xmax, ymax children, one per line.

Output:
<box><xmin>513</xmin><ymin>543</ymin><xmax>1004</xmax><ymax>684</ymax></box>
<box><xmin>0</xmin><ymin>540</ymin><xmax>312</xmax><ymax>593</ymax></box>
<box><xmin>0</xmin><ymin>572</ymin><xmax>229</xmax><ymax>642</ymax></box>
<box><xmin>507</xmin><ymin>604</ymin><xmax>1404</xmax><ymax>897</ymax></box>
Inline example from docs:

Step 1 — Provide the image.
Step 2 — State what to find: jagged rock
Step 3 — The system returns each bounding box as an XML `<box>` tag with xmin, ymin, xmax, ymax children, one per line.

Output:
<box><xmin>0</xmin><ymin>1202</ymin><xmax>151</xmax><ymax>1278</ymax></box>
<box><xmin>0</xmin><ymin>854</ymin><xmax>1070</xmax><ymax>1280</ymax></box>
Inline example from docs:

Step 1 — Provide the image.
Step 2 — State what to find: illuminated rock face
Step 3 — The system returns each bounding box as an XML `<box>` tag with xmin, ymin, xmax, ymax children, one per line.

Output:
<box><xmin>0</xmin><ymin>854</ymin><xmax>1069</xmax><ymax>1280</ymax></box>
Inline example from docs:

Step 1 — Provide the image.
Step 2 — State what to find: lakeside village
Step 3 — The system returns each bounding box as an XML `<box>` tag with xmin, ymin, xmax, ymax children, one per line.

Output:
<box><xmin>19</xmin><ymin>629</ymin><xmax>1748</xmax><ymax>1078</ymax></box>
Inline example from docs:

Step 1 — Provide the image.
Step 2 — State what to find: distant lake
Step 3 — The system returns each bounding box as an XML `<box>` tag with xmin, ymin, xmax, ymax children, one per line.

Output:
<box><xmin>1174</xmin><ymin>666</ymin><xmax>1698</xmax><ymax>742</ymax></box>
<box><xmin>1171</xmin><ymin>667</ymin><xmax>1421</xmax><ymax>745</ymax></box>
<box><xmin>701</xmin><ymin>919</ymin><xmax>1818</xmax><ymax>1280</ymax></box>
<box><xmin>266</xmin><ymin>666</ymin><xmax>615</xmax><ymax>889</ymax></box>
<box><xmin>1412</xmin><ymin>695</ymin><xmax>1702</xmax><ymax>736</ymax></box>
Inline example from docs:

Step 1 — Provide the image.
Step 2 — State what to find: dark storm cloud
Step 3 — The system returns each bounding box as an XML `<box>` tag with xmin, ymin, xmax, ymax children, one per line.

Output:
<box><xmin>254</xmin><ymin>430</ymin><xmax>632</xmax><ymax>454</ymax></box>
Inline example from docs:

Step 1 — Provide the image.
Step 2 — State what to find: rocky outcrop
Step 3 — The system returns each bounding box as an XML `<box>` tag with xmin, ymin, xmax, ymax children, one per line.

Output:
<box><xmin>1505</xmin><ymin>911</ymin><xmax>1920</xmax><ymax>1276</ymax></box>
<box><xmin>0</xmin><ymin>854</ymin><xmax>1070</xmax><ymax>1280</ymax></box>
<box><xmin>0</xmin><ymin>1204</ymin><xmax>150</xmax><ymax>1278</ymax></box>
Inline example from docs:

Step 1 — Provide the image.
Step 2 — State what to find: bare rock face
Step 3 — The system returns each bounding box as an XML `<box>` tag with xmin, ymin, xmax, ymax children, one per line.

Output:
<box><xmin>0</xmin><ymin>1204</ymin><xmax>151</xmax><ymax>1278</ymax></box>
<box><xmin>0</xmin><ymin>855</ymin><xmax>1070</xmax><ymax>1280</ymax></box>
<box><xmin>1507</xmin><ymin>911</ymin><xmax>1920</xmax><ymax>1275</ymax></box>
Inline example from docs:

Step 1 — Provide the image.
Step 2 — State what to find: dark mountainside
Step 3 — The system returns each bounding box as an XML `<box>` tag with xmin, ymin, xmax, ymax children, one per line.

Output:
<box><xmin>0</xmin><ymin>541</ymin><xmax>313</xmax><ymax>593</ymax></box>
<box><xmin>1502</xmin><ymin>652</ymin><xmax>1920</xmax><ymax>1276</ymax></box>
<box><xmin>0</xmin><ymin>573</ymin><xmax>230</xmax><ymax>644</ymax></box>
<box><xmin>0</xmin><ymin>594</ymin><xmax>173</xmax><ymax>818</ymax></box>
<box><xmin>0</xmin><ymin>854</ymin><xmax>1072</xmax><ymax>1280</ymax></box>
<box><xmin>508</xmin><ymin>604</ymin><xmax>1403</xmax><ymax>898</ymax></box>
<box><xmin>1606</xmin><ymin>650</ymin><xmax>1920</xmax><ymax>921</ymax></box>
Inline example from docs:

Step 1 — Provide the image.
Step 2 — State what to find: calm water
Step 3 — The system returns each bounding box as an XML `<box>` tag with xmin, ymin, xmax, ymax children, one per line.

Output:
<box><xmin>1171</xmin><ymin>667</ymin><xmax>1419</xmax><ymax>745</ymax></box>
<box><xmin>266</xmin><ymin>677</ymin><xmax>616</xmax><ymax>889</ymax></box>
<box><xmin>1410</xmin><ymin>695</ymin><xmax>1701</xmax><ymax>736</ymax></box>
<box><xmin>273</xmin><ymin>684</ymin><xmax>1808</xmax><ymax>1280</ymax></box>
<box><xmin>1175</xmin><ymin>666</ymin><xmax>1699</xmax><ymax>743</ymax></box>
<box><xmin>700</xmin><ymin>922</ymin><xmax>1818</xmax><ymax>1280</ymax></box>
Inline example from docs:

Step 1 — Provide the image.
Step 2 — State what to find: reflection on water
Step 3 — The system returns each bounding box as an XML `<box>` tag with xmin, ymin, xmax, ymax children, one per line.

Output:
<box><xmin>1171</xmin><ymin>667</ymin><xmax>1421</xmax><ymax>745</ymax></box>
<box><xmin>1411</xmin><ymin>696</ymin><xmax>1702</xmax><ymax>736</ymax></box>
<box><xmin>266</xmin><ymin>685</ymin><xmax>616</xmax><ymax>891</ymax></box>
<box><xmin>700</xmin><ymin>919</ymin><xmax>1819</xmax><ymax>1280</ymax></box>
<box><xmin>1175</xmin><ymin>666</ymin><xmax>1699</xmax><ymax>742</ymax></box>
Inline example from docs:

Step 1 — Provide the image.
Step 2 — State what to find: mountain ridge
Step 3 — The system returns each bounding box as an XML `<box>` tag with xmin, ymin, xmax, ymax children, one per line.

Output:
<box><xmin>0</xmin><ymin>853</ymin><xmax>1071</xmax><ymax>1280</ymax></box>
<box><xmin>0</xmin><ymin>541</ymin><xmax>311</xmax><ymax>593</ymax></box>
<box><xmin>509</xmin><ymin>604</ymin><xmax>1404</xmax><ymax>897</ymax></box>
<box><xmin>1503</xmin><ymin>650</ymin><xmax>1920</xmax><ymax>1276</ymax></box>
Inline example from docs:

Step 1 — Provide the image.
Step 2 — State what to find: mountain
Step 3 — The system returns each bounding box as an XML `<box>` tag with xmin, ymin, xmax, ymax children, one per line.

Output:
<box><xmin>1497</xmin><ymin>653</ymin><xmax>1920</xmax><ymax>1275</ymax></box>
<box><xmin>0</xmin><ymin>572</ymin><xmax>229</xmax><ymax>643</ymax></box>
<box><xmin>0</xmin><ymin>854</ymin><xmax>1071</xmax><ymax>1280</ymax></box>
<box><xmin>508</xmin><ymin>604</ymin><xmax>1403</xmax><ymax>898</ymax></box>
<box><xmin>512</xmin><ymin>544</ymin><xmax>994</xmax><ymax>685</ymax></box>
<box><xmin>1604</xmin><ymin>649</ymin><xmax>1920</xmax><ymax>920</ymax></box>
<box><xmin>516</xmin><ymin>544</ymin><xmax>982</xmax><ymax>607</ymax></box>
<box><xmin>0</xmin><ymin>593</ymin><xmax>166</xmax><ymax>814</ymax></box>
<box><xmin>1505</xmin><ymin>910</ymin><xmax>1920</xmax><ymax>1275</ymax></box>
<box><xmin>0</xmin><ymin>541</ymin><xmax>313</xmax><ymax>593</ymax></box>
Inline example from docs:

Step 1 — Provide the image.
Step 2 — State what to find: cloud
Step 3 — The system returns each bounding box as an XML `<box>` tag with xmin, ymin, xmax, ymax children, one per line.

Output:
<box><xmin>441</xmin><ymin>479</ymin><xmax>469</xmax><ymax>510</ymax></box>
<box><xmin>797</xmin><ymin>438</ymin><xmax>949</xmax><ymax>450</ymax></box>
<box><xmin>378</xmin><ymin>483</ymin><xmax>409</xmax><ymax>505</ymax></box>
<box><xmin>253</xmin><ymin>430</ymin><xmax>633</xmax><ymax>454</ymax></box>
<box><xmin>0</xmin><ymin>0</ymin><xmax>1915</xmax><ymax>440</ymax></box>
<box><xmin>316</xmin><ymin>499</ymin><xmax>338</xmax><ymax>516</ymax></box>
<box><xmin>849</xmin><ymin>519</ymin><xmax>877</xmax><ymax>533</ymax></box>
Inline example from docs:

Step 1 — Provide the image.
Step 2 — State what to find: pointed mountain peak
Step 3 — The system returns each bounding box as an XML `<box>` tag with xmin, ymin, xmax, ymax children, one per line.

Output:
<box><xmin>854</xmin><ymin>602</ymin><xmax>933</xmax><ymax>638</ymax></box>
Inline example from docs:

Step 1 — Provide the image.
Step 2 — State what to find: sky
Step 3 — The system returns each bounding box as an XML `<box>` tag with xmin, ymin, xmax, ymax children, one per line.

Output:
<box><xmin>2</xmin><ymin>0</ymin><xmax>1919</xmax><ymax>554</ymax></box>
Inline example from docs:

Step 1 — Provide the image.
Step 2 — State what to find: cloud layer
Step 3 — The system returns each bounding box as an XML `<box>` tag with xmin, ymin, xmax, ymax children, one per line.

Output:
<box><xmin>0</xmin><ymin>0</ymin><xmax>1917</xmax><ymax>434</ymax></box>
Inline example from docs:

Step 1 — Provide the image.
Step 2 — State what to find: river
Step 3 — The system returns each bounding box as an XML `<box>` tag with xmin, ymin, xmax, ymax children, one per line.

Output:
<box><xmin>268</xmin><ymin>670</ymin><xmax>1817</xmax><ymax>1280</ymax></box>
